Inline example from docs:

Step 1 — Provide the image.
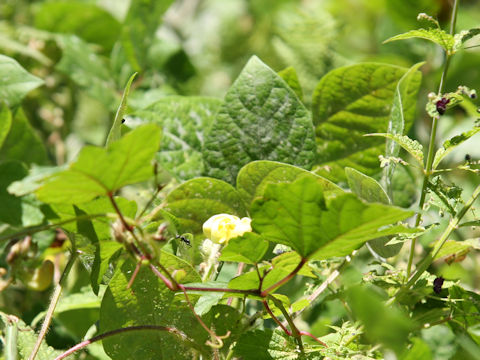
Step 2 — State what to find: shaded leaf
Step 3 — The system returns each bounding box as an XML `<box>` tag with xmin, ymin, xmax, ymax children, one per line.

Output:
<box><xmin>0</xmin><ymin>106</ymin><xmax>48</xmax><ymax>165</ymax></box>
<box><xmin>99</xmin><ymin>254</ymin><xmax>210</xmax><ymax>359</ymax></box>
<box><xmin>165</xmin><ymin>177</ymin><xmax>247</xmax><ymax>234</ymax></box>
<box><xmin>36</xmin><ymin>124</ymin><xmax>161</xmax><ymax>204</ymax></box>
<box><xmin>203</xmin><ymin>56</ymin><xmax>316</xmax><ymax>184</ymax></box>
<box><xmin>0</xmin><ymin>55</ymin><xmax>44</xmax><ymax>108</ymax></box>
<box><xmin>35</xmin><ymin>1</ymin><xmax>121</xmax><ymax>51</ymax></box>
<box><xmin>135</xmin><ymin>96</ymin><xmax>222</xmax><ymax>180</ymax></box>
<box><xmin>312</xmin><ymin>63</ymin><xmax>420</xmax><ymax>181</ymax></box>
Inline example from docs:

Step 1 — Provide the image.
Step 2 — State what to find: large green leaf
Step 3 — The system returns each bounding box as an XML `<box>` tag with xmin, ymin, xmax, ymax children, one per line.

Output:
<box><xmin>100</xmin><ymin>254</ymin><xmax>209</xmax><ymax>359</ymax></box>
<box><xmin>36</xmin><ymin>124</ymin><xmax>161</xmax><ymax>204</ymax></box>
<box><xmin>0</xmin><ymin>55</ymin><xmax>44</xmax><ymax>108</ymax></box>
<box><xmin>312</xmin><ymin>63</ymin><xmax>421</xmax><ymax>182</ymax></box>
<box><xmin>0</xmin><ymin>102</ymin><xmax>12</xmax><ymax>148</ymax></box>
<box><xmin>165</xmin><ymin>177</ymin><xmax>247</xmax><ymax>234</ymax></box>
<box><xmin>135</xmin><ymin>96</ymin><xmax>222</xmax><ymax>180</ymax></box>
<box><xmin>56</xmin><ymin>35</ymin><xmax>117</xmax><ymax>109</ymax></box>
<box><xmin>0</xmin><ymin>106</ymin><xmax>48</xmax><ymax>165</ymax></box>
<box><xmin>121</xmin><ymin>0</ymin><xmax>175</xmax><ymax>70</ymax></box>
<box><xmin>203</xmin><ymin>56</ymin><xmax>316</xmax><ymax>184</ymax></box>
<box><xmin>236</xmin><ymin>160</ymin><xmax>342</xmax><ymax>207</ymax></box>
<box><xmin>219</xmin><ymin>233</ymin><xmax>269</xmax><ymax>264</ymax></box>
<box><xmin>251</xmin><ymin>176</ymin><xmax>414</xmax><ymax>259</ymax></box>
<box><xmin>35</xmin><ymin>1</ymin><xmax>122</xmax><ymax>51</ymax></box>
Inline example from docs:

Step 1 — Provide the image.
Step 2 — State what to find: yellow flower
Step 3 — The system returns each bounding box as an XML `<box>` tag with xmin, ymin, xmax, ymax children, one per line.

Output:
<box><xmin>203</xmin><ymin>214</ymin><xmax>252</xmax><ymax>244</ymax></box>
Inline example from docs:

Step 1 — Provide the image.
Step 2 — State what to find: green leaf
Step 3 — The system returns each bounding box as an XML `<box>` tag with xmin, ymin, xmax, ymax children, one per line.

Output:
<box><xmin>0</xmin><ymin>55</ymin><xmax>44</xmax><ymax>108</ymax></box>
<box><xmin>453</xmin><ymin>28</ymin><xmax>480</xmax><ymax>52</ymax></box>
<box><xmin>121</xmin><ymin>0</ymin><xmax>175</xmax><ymax>70</ymax></box>
<box><xmin>36</xmin><ymin>124</ymin><xmax>161</xmax><ymax>204</ymax></box>
<box><xmin>203</xmin><ymin>56</ymin><xmax>316</xmax><ymax>184</ymax></box>
<box><xmin>278</xmin><ymin>66</ymin><xmax>303</xmax><ymax>101</ymax></box>
<box><xmin>346</xmin><ymin>285</ymin><xmax>416</xmax><ymax>354</ymax></box>
<box><xmin>345</xmin><ymin>167</ymin><xmax>389</xmax><ymax>204</ymax></box>
<box><xmin>312</xmin><ymin>63</ymin><xmax>420</xmax><ymax>181</ymax></box>
<box><xmin>7</xmin><ymin>165</ymin><xmax>66</xmax><ymax>196</ymax></box>
<box><xmin>0</xmin><ymin>104</ymin><xmax>12</xmax><ymax>148</ymax></box>
<box><xmin>251</xmin><ymin>176</ymin><xmax>414</xmax><ymax>259</ymax></box>
<box><xmin>234</xmin><ymin>329</ymin><xmax>323</xmax><ymax>360</ymax></box>
<box><xmin>100</xmin><ymin>254</ymin><xmax>210</xmax><ymax>359</ymax></box>
<box><xmin>384</xmin><ymin>29</ymin><xmax>455</xmax><ymax>53</ymax></box>
<box><xmin>91</xmin><ymin>241</ymin><xmax>124</xmax><ymax>294</ymax></box>
<box><xmin>0</xmin><ymin>161</ymin><xmax>44</xmax><ymax>233</ymax></box>
<box><xmin>368</xmin><ymin>133</ymin><xmax>424</xmax><ymax>167</ymax></box>
<box><xmin>106</xmin><ymin>72</ymin><xmax>137</xmax><ymax>146</ymax></box>
<box><xmin>220</xmin><ymin>233</ymin><xmax>269</xmax><ymax>264</ymax></box>
<box><xmin>0</xmin><ymin>106</ymin><xmax>48</xmax><ymax>165</ymax></box>
<box><xmin>236</xmin><ymin>160</ymin><xmax>342</xmax><ymax>207</ymax></box>
<box><xmin>345</xmin><ymin>167</ymin><xmax>404</xmax><ymax>258</ymax></box>
<box><xmin>432</xmin><ymin>239</ymin><xmax>478</xmax><ymax>261</ymax></box>
<box><xmin>432</xmin><ymin>126</ymin><xmax>480</xmax><ymax>169</ymax></box>
<box><xmin>134</xmin><ymin>96</ymin><xmax>222</xmax><ymax>180</ymax></box>
<box><xmin>35</xmin><ymin>1</ymin><xmax>122</xmax><ymax>51</ymax></box>
<box><xmin>384</xmin><ymin>62</ymin><xmax>424</xmax><ymax>185</ymax></box>
<box><xmin>56</xmin><ymin>35</ymin><xmax>117</xmax><ymax>109</ymax></box>
<box><xmin>0</xmin><ymin>312</ymin><xmax>62</xmax><ymax>360</ymax></box>
<box><xmin>165</xmin><ymin>177</ymin><xmax>247</xmax><ymax>234</ymax></box>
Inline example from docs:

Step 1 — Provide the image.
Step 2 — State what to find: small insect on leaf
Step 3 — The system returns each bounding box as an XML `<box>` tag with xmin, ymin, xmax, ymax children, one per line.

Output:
<box><xmin>176</xmin><ymin>234</ymin><xmax>192</xmax><ymax>247</ymax></box>
<box><xmin>433</xmin><ymin>276</ymin><xmax>444</xmax><ymax>294</ymax></box>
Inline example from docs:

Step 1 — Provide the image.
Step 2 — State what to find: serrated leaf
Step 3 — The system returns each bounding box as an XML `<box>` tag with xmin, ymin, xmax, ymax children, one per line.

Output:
<box><xmin>432</xmin><ymin>126</ymin><xmax>480</xmax><ymax>169</ymax></box>
<box><xmin>278</xmin><ymin>66</ymin><xmax>303</xmax><ymax>101</ymax></box>
<box><xmin>0</xmin><ymin>55</ymin><xmax>44</xmax><ymax>107</ymax></box>
<box><xmin>385</xmin><ymin>62</ymin><xmax>424</xmax><ymax>186</ymax></box>
<box><xmin>432</xmin><ymin>239</ymin><xmax>479</xmax><ymax>261</ymax></box>
<box><xmin>368</xmin><ymin>133</ymin><xmax>424</xmax><ymax>167</ymax></box>
<box><xmin>0</xmin><ymin>312</ymin><xmax>62</xmax><ymax>360</ymax></box>
<box><xmin>56</xmin><ymin>35</ymin><xmax>117</xmax><ymax>109</ymax></box>
<box><xmin>203</xmin><ymin>56</ymin><xmax>316</xmax><ymax>184</ymax></box>
<box><xmin>384</xmin><ymin>29</ymin><xmax>455</xmax><ymax>53</ymax></box>
<box><xmin>36</xmin><ymin>124</ymin><xmax>161</xmax><ymax>204</ymax></box>
<box><xmin>134</xmin><ymin>96</ymin><xmax>222</xmax><ymax>180</ymax></box>
<box><xmin>220</xmin><ymin>233</ymin><xmax>269</xmax><ymax>264</ymax></box>
<box><xmin>35</xmin><ymin>1</ymin><xmax>122</xmax><ymax>51</ymax></box>
<box><xmin>312</xmin><ymin>63</ymin><xmax>420</xmax><ymax>181</ymax></box>
<box><xmin>236</xmin><ymin>160</ymin><xmax>342</xmax><ymax>207</ymax></box>
<box><xmin>165</xmin><ymin>177</ymin><xmax>247</xmax><ymax>234</ymax></box>
<box><xmin>251</xmin><ymin>176</ymin><xmax>414</xmax><ymax>259</ymax></box>
<box><xmin>0</xmin><ymin>106</ymin><xmax>48</xmax><ymax>165</ymax></box>
<box><xmin>106</xmin><ymin>72</ymin><xmax>137</xmax><ymax>145</ymax></box>
<box><xmin>234</xmin><ymin>329</ymin><xmax>323</xmax><ymax>360</ymax></box>
<box><xmin>100</xmin><ymin>254</ymin><xmax>210</xmax><ymax>359</ymax></box>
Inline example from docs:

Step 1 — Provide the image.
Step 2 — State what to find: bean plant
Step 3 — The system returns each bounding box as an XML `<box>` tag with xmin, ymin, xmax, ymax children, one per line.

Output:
<box><xmin>1</xmin><ymin>0</ymin><xmax>480</xmax><ymax>359</ymax></box>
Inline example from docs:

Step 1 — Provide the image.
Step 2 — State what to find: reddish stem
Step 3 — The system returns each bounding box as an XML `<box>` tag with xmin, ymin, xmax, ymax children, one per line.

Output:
<box><xmin>260</xmin><ymin>258</ymin><xmax>307</xmax><ymax>297</ymax></box>
<box><xmin>299</xmin><ymin>331</ymin><xmax>327</xmax><ymax>347</ymax></box>
<box><xmin>53</xmin><ymin>325</ymin><xmax>187</xmax><ymax>360</ymax></box>
<box><xmin>149</xmin><ymin>264</ymin><xmax>177</xmax><ymax>291</ymax></box>
<box><xmin>127</xmin><ymin>260</ymin><xmax>142</xmax><ymax>289</ymax></box>
<box><xmin>262</xmin><ymin>300</ymin><xmax>291</xmax><ymax>336</ymax></box>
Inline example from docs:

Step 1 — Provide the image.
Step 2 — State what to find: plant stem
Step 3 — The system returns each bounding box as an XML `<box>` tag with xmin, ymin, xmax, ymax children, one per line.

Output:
<box><xmin>267</xmin><ymin>295</ymin><xmax>304</xmax><ymax>352</ymax></box>
<box><xmin>0</xmin><ymin>213</ymin><xmax>107</xmax><ymax>243</ymax></box>
<box><xmin>406</xmin><ymin>0</ymin><xmax>459</xmax><ymax>278</ymax></box>
<box><xmin>28</xmin><ymin>249</ymin><xmax>78</xmax><ymax>360</ymax></box>
<box><xmin>53</xmin><ymin>325</ymin><xmax>203</xmax><ymax>360</ymax></box>
<box><xmin>260</xmin><ymin>258</ymin><xmax>307</xmax><ymax>297</ymax></box>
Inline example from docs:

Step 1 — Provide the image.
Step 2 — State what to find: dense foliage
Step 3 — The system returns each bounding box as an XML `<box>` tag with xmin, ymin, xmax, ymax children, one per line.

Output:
<box><xmin>1</xmin><ymin>0</ymin><xmax>480</xmax><ymax>359</ymax></box>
